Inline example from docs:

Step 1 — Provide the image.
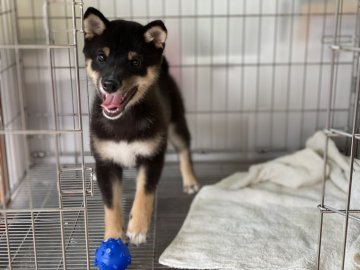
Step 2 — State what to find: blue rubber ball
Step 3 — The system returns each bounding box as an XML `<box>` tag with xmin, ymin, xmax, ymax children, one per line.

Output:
<box><xmin>94</xmin><ymin>238</ymin><xmax>132</xmax><ymax>270</ymax></box>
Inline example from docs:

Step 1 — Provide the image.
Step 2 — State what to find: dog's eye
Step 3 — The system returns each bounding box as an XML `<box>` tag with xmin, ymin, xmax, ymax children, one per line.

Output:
<box><xmin>130</xmin><ymin>58</ymin><xmax>141</xmax><ymax>68</ymax></box>
<box><xmin>97</xmin><ymin>52</ymin><xmax>106</xmax><ymax>63</ymax></box>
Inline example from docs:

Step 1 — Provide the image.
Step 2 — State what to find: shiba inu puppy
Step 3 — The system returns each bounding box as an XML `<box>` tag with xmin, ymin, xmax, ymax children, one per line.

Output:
<box><xmin>83</xmin><ymin>7</ymin><xmax>199</xmax><ymax>245</ymax></box>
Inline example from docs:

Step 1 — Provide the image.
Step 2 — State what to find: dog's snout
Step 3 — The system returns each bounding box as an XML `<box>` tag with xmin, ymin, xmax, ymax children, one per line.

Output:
<box><xmin>102</xmin><ymin>79</ymin><xmax>119</xmax><ymax>93</ymax></box>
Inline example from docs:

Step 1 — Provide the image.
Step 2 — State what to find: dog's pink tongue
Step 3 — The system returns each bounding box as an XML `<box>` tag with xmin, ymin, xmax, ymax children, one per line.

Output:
<box><xmin>101</xmin><ymin>94</ymin><xmax>121</xmax><ymax>110</ymax></box>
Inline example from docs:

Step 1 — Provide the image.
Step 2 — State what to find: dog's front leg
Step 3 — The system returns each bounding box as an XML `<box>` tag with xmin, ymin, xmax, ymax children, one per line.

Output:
<box><xmin>95</xmin><ymin>161</ymin><xmax>124</xmax><ymax>240</ymax></box>
<box><xmin>127</xmin><ymin>152</ymin><xmax>165</xmax><ymax>245</ymax></box>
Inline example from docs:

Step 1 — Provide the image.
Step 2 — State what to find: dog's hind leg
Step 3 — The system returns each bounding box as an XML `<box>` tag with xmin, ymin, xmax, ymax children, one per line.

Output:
<box><xmin>95</xmin><ymin>161</ymin><xmax>124</xmax><ymax>240</ymax></box>
<box><xmin>169</xmin><ymin>117</ymin><xmax>199</xmax><ymax>194</ymax></box>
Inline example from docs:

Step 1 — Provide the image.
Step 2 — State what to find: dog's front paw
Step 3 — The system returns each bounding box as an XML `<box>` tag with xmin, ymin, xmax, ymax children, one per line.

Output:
<box><xmin>183</xmin><ymin>183</ymin><xmax>200</xmax><ymax>194</ymax></box>
<box><xmin>126</xmin><ymin>218</ymin><xmax>149</xmax><ymax>246</ymax></box>
<box><xmin>126</xmin><ymin>230</ymin><xmax>147</xmax><ymax>246</ymax></box>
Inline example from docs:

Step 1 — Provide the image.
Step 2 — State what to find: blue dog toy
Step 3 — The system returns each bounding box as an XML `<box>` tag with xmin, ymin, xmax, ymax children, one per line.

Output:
<box><xmin>94</xmin><ymin>238</ymin><xmax>132</xmax><ymax>270</ymax></box>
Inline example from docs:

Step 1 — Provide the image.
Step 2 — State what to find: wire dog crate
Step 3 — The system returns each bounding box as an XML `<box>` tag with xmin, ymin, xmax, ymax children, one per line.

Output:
<box><xmin>317</xmin><ymin>0</ymin><xmax>360</xmax><ymax>269</ymax></box>
<box><xmin>0</xmin><ymin>0</ymin><xmax>359</xmax><ymax>269</ymax></box>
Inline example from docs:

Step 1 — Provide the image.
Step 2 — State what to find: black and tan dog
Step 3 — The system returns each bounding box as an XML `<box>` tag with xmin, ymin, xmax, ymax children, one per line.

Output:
<box><xmin>83</xmin><ymin>7</ymin><xmax>199</xmax><ymax>245</ymax></box>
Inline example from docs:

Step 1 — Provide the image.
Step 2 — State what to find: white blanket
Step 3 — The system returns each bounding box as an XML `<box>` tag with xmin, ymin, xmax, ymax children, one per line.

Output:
<box><xmin>159</xmin><ymin>131</ymin><xmax>360</xmax><ymax>269</ymax></box>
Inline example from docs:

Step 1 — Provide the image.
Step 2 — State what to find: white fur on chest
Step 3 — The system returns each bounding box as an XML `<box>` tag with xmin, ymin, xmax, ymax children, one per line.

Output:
<box><xmin>93</xmin><ymin>136</ymin><xmax>162</xmax><ymax>167</ymax></box>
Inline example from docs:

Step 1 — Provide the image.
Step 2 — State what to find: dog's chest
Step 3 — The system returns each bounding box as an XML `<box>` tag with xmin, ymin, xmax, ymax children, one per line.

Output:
<box><xmin>93</xmin><ymin>137</ymin><xmax>162</xmax><ymax>167</ymax></box>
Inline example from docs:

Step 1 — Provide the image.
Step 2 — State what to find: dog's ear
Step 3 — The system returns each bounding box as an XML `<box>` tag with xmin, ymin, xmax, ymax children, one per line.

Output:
<box><xmin>83</xmin><ymin>7</ymin><xmax>109</xmax><ymax>39</ymax></box>
<box><xmin>143</xmin><ymin>20</ymin><xmax>167</xmax><ymax>49</ymax></box>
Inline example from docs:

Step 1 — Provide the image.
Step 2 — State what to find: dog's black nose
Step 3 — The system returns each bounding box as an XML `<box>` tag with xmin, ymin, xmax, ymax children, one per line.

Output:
<box><xmin>102</xmin><ymin>79</ymin><xmax>119</xmax><ymax>93</ymax></box>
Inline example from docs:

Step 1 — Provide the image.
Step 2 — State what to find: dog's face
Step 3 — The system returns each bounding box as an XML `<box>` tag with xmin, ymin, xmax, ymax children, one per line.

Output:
<box><xmin>83</xmin><ymin>7</ymin><xmax>167</xmax><ymax>120</ymax></box>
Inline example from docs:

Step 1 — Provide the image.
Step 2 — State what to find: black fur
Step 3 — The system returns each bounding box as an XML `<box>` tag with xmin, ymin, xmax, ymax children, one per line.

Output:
<box><xmin>95</xmin><ymin>160</ymin><xmax>123</xmax><ymax>208</ymax></box>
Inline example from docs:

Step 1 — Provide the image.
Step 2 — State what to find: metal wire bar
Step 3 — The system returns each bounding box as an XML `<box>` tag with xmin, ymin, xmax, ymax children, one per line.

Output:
<box><xmin>269</xmin><ymin>0</ymin><xmax>279</xmax><ymax>149</ymax></box>
<box><xmin>56</xmin><ymin>208</ymin><xmax>82</xmax><ymax>270</ymax></box>
<box><xmin>0</xmin><ymin>207</ymin><xmax>85</xmax><ymax>214</ymax></box>
<box><xmin>316</xmin><ymin>0</ymin><xmax>344</xmax><ymax>268</ymax></box>
<box><xmin>209</xmin><ymin>0</ymin><xmax>214</xmax><ymax>149</ymax></box>
<box><xmin>254</xmin><ymin>0</ymin><xmax>263</xmax><ymax>150</ymax></box>
<box><xmin>326</xmin><ymin>128</ymin><xmax>360</xmax><ymax>140</ymax></box>
<box><xmin>194</xmin><ymin>0</ymin><xmax>199</xmax><ymax>150</ymax></box>
<box><xmin>30</xmin><ymin>0</ymin><xmax>46</xmax><ymax>154</ymax></box>
<box><xmin>331</xmin><ymin>44</ymin><xmax>360</xmax><ymax>52</ymax></box>
<box><xmin>9</xmin><ymin>0</ymin><xmax>30</xmax><ymax>175</ymax></box>
<box><xmin>64</xmin><ymin>0</ymin><xmax>78</xmax><ymax>162</ymax></box>
<box><xmin>0</xmin><ymin>129</ymin><xmax>82</xmax><ymax>134</ymax></box>
<box><xmin>284</xmin><ymin>0</ymin><xmax>296</xmax><ymax>149</ymax></box>
<box><xmin>21</xmin><ymin>61</ymin><xmax>356</xmax><ymax>69</ymax></box>
<box><xmin>178</xmin><ymin>0</ymin><xmax>182</xmax><ymax>118</ymax></box>
<box><xmin>318</xmin><ymin>205</ymin><xmax>360</xmax><ymax>221</ymax></box>
<box><xmin>224</xmin><ymin>0</ymin><xmax>230</xmax><ymax>149</ymax></box>
<box><xmin>340</xmin><ymin>45</ymin><xmax>360</xmax><ymax>270</ymax></box>
<box><xmin>0</xmin><ymin>0</ymin><xmax>12</xmax><ymax>214</ymax></box>
<box><xmin>349</xmin><ymin>2</ymin><xmax>360</xmax><ymax>133</ymax></box>
<box><xmin>330</xmin><ymin>4</ymin><xmax>344</xmax><ymax>131</ymax></box>
<box><xmin>71</xmin><ymin>1</ymin><xmax>90</xmax><ymax>268</ymax></box>
<box><xmin>0</xmin><ymin>44</ymin><xmax>76</xmax><ymax>49</ymax></box>
<box><xmin>15</xmin><ymin>12</ymin><xmax>359</xmax><ymax>20</ymax></box>
<box><xmin>10</xmin><ymin>1</ymin><xmax>26</xmax><ymax>129</ymax></box>
<box><xmin>299</xmin><ymin>1</ymin><xmax>312</xmax><ymax>146</ymax></box>
<box><xmin>44</xmin><ymin>0</ymin><xmax>67</xmax><ymax>267</ymax></box>
<box><xmin>316</xmin><ymin>0</ymin><xmax>330</xmax><ymax>130</ymax></box>
<box><xmin>30</xmin><ymin>211</ymin><xmax>38</xmax><ymax>270</ymax></box>
<box><xmin>3</xmin><ymin>212</ymin><xmax>12</xmax><ymax>269</ymax></box>
<box><xmin>240</xmin><ymin>0</ymin><xmax>246</xmax><ymax>152</ymax></box>
<box><xmin>129</xmin><ymin>0</ymin><xmax>133</xmax><ymax>21</ymax></box>
<box><xmin>24</xmin><ymin>107</ymin><xmax>353</xmax><ymax>115</ymax></box>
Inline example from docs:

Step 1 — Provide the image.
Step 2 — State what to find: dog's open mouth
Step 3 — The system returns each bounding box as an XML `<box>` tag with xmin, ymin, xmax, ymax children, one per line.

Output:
<box><xmin>101</xmin><ymin>87</ymin><xmax>138</xmax><ymax>120</ymax></box>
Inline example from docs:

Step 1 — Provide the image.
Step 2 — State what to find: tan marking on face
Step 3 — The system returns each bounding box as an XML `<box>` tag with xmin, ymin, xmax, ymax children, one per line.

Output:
<box><xmin>104</xmin><ymin>181</ymin><xmax>124</xmax><ymax>240</ymax></box>
<box><xmin>85</xmin><ymin>59</ymin><xmax>100</xmax><ymax>88</ymax></box>
<box><xmin>103</xmin><ymin>47</ymin><xmax>110</xmax><ymax>57</ymax></box>
<box><xmin>126</xmin><ymin>167</ymin><xmax>154</xmax><ymax>244</ymax></box>
<box><xmin>128</xmin><ymin>51</ymin><xmax>137</xmax><ymax>60</ymax></box>
<box><xmin>123</xmin><ymin>66</ymin><xmax>158</xmax><ymax>109</ymax></box>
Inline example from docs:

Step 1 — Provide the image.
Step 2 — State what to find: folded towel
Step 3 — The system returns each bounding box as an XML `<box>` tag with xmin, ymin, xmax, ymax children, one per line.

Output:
<box><xmin>159</xmin><ymin>131</ymin><xmax>360</xmax><ymax>269</ymax></box>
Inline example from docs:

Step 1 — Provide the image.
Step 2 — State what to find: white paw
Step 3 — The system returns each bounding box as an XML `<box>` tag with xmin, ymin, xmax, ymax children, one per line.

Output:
<box><xmin>183</xmin><ymin>183</ymin><xmax>200</xmax><ymax>194</ymax></box>
<box><xmin>126</xmin><ymin>231</ymin><xmax>147</xmax><ymax>246</ymax></box>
